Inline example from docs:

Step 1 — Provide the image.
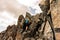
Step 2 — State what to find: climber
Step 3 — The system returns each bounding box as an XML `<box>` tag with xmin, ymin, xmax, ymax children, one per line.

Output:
<box><xmin>23</xmin><ymin>18</ymin><xmax>30</xmax><ymax>31</ymax></box>
<box><xmin>21</xmin><ymin>12</ymin><xmax>32</xmax><ymax>33</ymax></box>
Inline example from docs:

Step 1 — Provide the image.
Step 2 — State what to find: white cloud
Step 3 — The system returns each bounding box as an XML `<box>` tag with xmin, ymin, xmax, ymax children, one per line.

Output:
<box><xmin>17</xmin><ymin>0</ymin><xmax>39</xmax><ymax>6</ymax></box>
<box><xmin>17</xmin><ymin>0</ymin><xmax>42</xmax><ymax>15</ymax></box>
<box><xmin>0</xmin><ymin>11</ymin><xmax>17</xmax><ymax>32</ymax></box>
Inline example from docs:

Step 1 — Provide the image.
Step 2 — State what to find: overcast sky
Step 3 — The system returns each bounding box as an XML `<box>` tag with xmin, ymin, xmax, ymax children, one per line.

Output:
<box><xmin>17</xmin><ymin>0</ymin><xmax>42</xmax><ymax>14</ymax></box>
<box><xmin>0</xmin><ymin>0</ymin><xmax>42</xmax><ymax>32</ymax></box>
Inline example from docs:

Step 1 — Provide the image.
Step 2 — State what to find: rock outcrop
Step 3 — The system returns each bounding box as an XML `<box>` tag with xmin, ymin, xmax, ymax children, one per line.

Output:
<box><xmin>0</xmin><ymin>12</ymin><xmax>56</xmax><ymax>40</ymax></box>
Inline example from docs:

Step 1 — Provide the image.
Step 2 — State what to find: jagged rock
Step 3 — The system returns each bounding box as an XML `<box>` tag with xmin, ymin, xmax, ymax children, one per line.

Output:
<box><xmin>25</xmin><ymin>12</ymin><xmax>32</xmax><ymax>23</ymax></box>
<box><xmin>17</xmin><ymin>15</ymin><xmax>25</xmax><ymax>29</ymax></box>
<box><xmin>7</xmin><ymin>36</ymin><xmax>13</xmax><ymax>40</ymax></box>
<box><xmin>0</xmin><ymin>25</ymin><xmax>18</xmax><ymax>40</ymax></box>
<box><xmin>0</xmin><ymin>12</ymin><xmax>44</xmax><ymax>40</ymax></box>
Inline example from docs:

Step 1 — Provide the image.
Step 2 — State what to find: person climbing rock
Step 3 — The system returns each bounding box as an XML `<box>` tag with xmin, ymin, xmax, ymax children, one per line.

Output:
<box><xmin>21</xmin><ymin>12</ymin><xmax>32</xmax><ymax>33</ymax></box>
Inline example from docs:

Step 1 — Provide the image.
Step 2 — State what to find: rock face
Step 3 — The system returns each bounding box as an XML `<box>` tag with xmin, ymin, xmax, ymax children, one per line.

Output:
<box><xmin>50</xmin><ymin>0</ymin><xmax>60</xmax><ymax>40</ymax></box>
<box><xmin>0</xmin><ymin>25</ymin><xmax>17</xmax><ymax>40</ymax></box>
<box><xmin>51</xmin><ymin>0</ymin><xmax>60</xmax><ymax>28</ymax></box>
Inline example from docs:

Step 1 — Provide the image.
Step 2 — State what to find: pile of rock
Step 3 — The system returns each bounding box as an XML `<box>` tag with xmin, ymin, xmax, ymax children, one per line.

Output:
<box><xmin>0</xmin><ymin>25</ymin><xmax>17</xmax><ymax>40</ymax></box>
